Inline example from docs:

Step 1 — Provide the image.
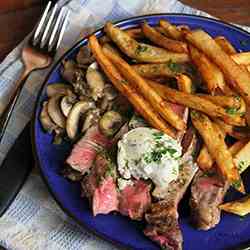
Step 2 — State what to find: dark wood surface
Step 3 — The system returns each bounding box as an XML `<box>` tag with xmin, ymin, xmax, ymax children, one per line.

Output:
<box><xmin>0</xmin><ymin>0</ymin><xmax>250</xmax><ymax>62</ymax></box>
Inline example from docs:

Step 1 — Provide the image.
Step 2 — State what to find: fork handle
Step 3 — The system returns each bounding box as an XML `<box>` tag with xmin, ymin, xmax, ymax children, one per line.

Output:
<box><xmin>0</xmin><ymin>69</ymin><xmax>30</xmax><ymax>144</ymax></box>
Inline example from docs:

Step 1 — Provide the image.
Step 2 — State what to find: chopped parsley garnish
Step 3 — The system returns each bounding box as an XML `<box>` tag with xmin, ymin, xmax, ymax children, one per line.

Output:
<box><xmin>153</xmin><ymin>131</ymin><xmax>164</xmax><ymax>140</ymax></box>
<box><xmin>232</xmin><ymin>179</ymin><xmax>241</xmax><ymax>190</ymax></box>
<box><xmin>121</xmin><ymin>79</ymin><xmax>128</xmax><ymax>85</ymax></box>
<box><xmin>134</xmin><ymin>158</ymin><xmax>141</xmax><ymax>166</ymax></box>
<box><xmin>143</xmin><ymin>146</ymin><xmax>177</xmax><ymax>164</ymax></box>
<box><xmin>135</xmin><ymin>45</ymin><xmax>148</xmax><ymax>55</ymax></box>
<box><xmin>172</xmin><ymin>167</ymin><xmax>178</xmax><ymax>175</ymax></box>
<box><xmin>166</xmin><ymin>60</ymin><xmax>182</xmax><ymax>73</ymax></box>
<box><xmin>179</xmin><ymin>164</ymin><xmax>184</xmax><ymax>171</ymax></box>
<box><xmin>238</xmin><ymin>160</ymin><xmax>247</xmax><ymax>173</ymax></box>
<box><xmin>225</xmin><ymin>107</ymin><xmax>238</xmax><ymax>115</ymax></box>
<box><xmin>234</xmin><ymin>95</ymin><xmax>241</xmax><ymax>101</ymax></box>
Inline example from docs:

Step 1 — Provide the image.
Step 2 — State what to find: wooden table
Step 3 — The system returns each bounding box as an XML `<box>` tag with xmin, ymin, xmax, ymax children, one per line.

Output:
<box><xmin>0</xmin><ymin>0</ymin><xmax>250</xmax><ymax>62</ymax></box>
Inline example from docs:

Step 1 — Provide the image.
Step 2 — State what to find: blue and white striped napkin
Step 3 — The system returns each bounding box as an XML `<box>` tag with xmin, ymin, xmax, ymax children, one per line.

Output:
<box><xmin>0</xmin><ymin>1</ymin><xmax>248</xmax><ymax>249</ymax></box>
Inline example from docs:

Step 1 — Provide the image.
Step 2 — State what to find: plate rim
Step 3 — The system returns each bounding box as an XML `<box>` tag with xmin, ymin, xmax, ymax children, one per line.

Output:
<box><xmin>31</xmin><ymin>13</ymin><xmax>250</xmax><ymax>250</ymax></box>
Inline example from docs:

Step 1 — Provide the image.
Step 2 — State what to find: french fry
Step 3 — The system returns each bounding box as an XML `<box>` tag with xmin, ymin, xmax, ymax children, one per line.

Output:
<box><xmin>231</xmin><ymin>52</ymin><xmax>250</xmax><ymax>65</ymax></box>
<box><xmin>230</xmin><ymin>140</ymin><xmax>248</xmax><ymax>157</ymax></box>
<box><xmin>190</xmin><ymin>111</ymin><xmax>245</xmax><ymax>193</ymax></box>
<box><xmin>104</xmin><ymin>22</ymin><xmax>189</xmax><ymax>63</ymax></box>
<box><xmin>214</xmin><ymin>119</ymin><xmax>250</xmax><ymax>140</ymax></box>
<box><xmin>234</xmin><ymin>139</ymin><xmax>250</xmax><ymax>174</ymax></box>
<box><xmin>197</xmin><ymin>139</ymin><xmax>247</xmax><ymax>172</ymax></box>
<box><xmin>141</xmin><ymin>22</ymin><xmax>188</xmax><ymax>53</ymax></box>
<box><xmin>197</xmin><ymin>94</ymin><xmax>241</xmax><ymax>109</ymax></box>
<box><xmin>220</xmin><ymin>195</ymin><xmax>250</xmax><ymax>217</ymax></box>
<box><xmin>197</xmin><ymin>146</ymin><xmax>214</xmax><ymax>171</ymax></box>
<box><xmin>102</xmin><ymin>43</ymin><xmax>122</xmax><ymax>57</ymax></box>
<box><xmin>102</xmin><ymin>45</ymin><xmax>186</xmax><ymax>131</ymax></box>
<box><xmin>159</xmin><ymin>19</ymin><xmax>183</xmax><ymax>40</ymax></box>
<box><xmin>214</xmin><ymin>36</ymin><xmax>237</xmax><ymax>55</ymax></box>
<box><xmin>100</xmin><ymin>28</ymin><xmax>144</xmax><ymax>44</ymax></box>
<box><xmin>89</xmin><ymin>35</ymin><xmax>176</xmax><ymax>138</ymax></box>
<box><xmin>132</xmin><ymin>63</ymin><xmax>178</xmax><ymax>79</ymax></box>
<box><xmin>176</xmin><ymin>74</ymin><xmax>193</xmax><ymax>93</ymax></box>
<box><xmin>189</xmin><ymin>45</ymin><xmax>226</xmax><ymax>94</ymax></box>
<box><xmin>185</xmin><ymin>30</ymin><xmax>250</xmax><ymax>108</ymax></box>
<box><xmin>148</xmin><ymin>80</ymin><xmax>246</xmax><ymax>126</ymax></box>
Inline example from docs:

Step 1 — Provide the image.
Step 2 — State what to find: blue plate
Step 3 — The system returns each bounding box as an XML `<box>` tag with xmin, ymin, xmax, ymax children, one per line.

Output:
<box><xmin>33</xmin><ymin>14</ymin><xmax>250</xmax><ymax>250</ymax></box>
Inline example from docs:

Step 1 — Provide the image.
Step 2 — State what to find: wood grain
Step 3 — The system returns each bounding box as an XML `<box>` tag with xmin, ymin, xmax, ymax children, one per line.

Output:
<box><xmin>0</xmin><ymin>0</ymin><xmax>250</xmax><ymax>62</ymax></box>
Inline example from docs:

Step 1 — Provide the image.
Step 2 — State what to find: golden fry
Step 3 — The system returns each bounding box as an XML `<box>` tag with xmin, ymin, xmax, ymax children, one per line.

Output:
<box><xmin>148</xmin><ymin>80</ymin><xmax>246</xmax><ymax>126</ymax></box>
<box><xmin>102</xmin><ymin>45</ymin><xmax>186</xmax><ymax>131</ymax></box>
<box><xmin>197</xmin><ymin>94</ymin><xmax>241</xmax><ymax>109</ymax></box>
<box><xmin>132</xmin><ymin>63</ymin><xmax>178</xmax><ymax>79</ymax></box>
<box><xmin>197</xmin><ymin>139</ymin><xmax>247</xmax><ymax>172</ymax></box>
<box><xmin>190</xmin><ymin>111</ymin><xmax>245</xmax><ymax>193</ymax></box>
<box><xmin>176</xmin><ymin>74</ymin><xmax>193</xmax><ymax>93</ymax></box>
<box><xmin>214</xmin><ymin>36</ymin><xmax>237</xmax><ymax>55</ymax></box>
<box><xmin>104</xmin><ymin>22</ymin><xmax>189</xmax><ymax>63</ymax></box>
<box><xmin>141</xmin><ymin>22</ymin><xmax>188</xmax><ymax>53</ymax></box>
<box><xmin>89</xmin><ymin>35</ymin><xmax>176</xmax><ymax>138</ymax></box>
<box><xmin>189</xmin><ymin>45</ymin><xmax>226</xmax><ymax>94</ymax></box>
<box><xmin>231</xmin><ymin>52</ymin><xmax>250</xmax><ymax>65</ymax></box>
<box><xmin>214</xmin><ymin>119</ymin><xmax>250</xmax><ymax>140</ymax></box>
<box><xmin>185</xmin><ymin>30</ymin><xmax>250</xmax><ymax>108</ymax></box>
<box><xmin>159</xmin><ymin>19</ymin><xmax>183</xmax><ymax>40</ymax></box>
<box><xmin>197</xmin><ymin>146</ymin><xmax>214</xmax><ymax>171</ymax></box>
<box><xmin>220</xmin><ymin>195</ymin><xmax>250</xmax><ymax>217</ymax></box>
<box><xmin>234</xmin><ymin>139</ymin><xmax>250</xmax><ymax>174</ymax></box>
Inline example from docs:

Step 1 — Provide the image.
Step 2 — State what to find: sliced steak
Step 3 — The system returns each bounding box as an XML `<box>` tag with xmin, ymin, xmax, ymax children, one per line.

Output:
<box><xmin>66</xmin><ymin>125</ymin><xmax>112</xmax><ymax>173</ymax></box>
<box><xmin>119</xmin><ymin>179</ymin><xmax>151</xmax><ymax>220</ymax></box>
<box><xmin>81</xmin><ymin>152</ymin><xmax>119</xmax><ymax>216</ymax></box>
<box><xmin>145</xmin><ymin>128</ymin><xmax>198</xmax><ymax>250</ymax></box>
<box><xmin>189</xmin><ymin>170</ymin><xmax>228</xmax><ymax>230</ymax></box>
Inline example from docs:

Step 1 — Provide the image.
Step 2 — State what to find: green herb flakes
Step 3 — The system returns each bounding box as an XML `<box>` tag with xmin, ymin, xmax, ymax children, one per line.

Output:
<box><xmin>225</xmin><ymin>107</ymin><xmax>238</xmax><ymax>115</ymax></box>
<box><xmin>166</xmin><ymin>60</ymin><xmax>182</xmax><ymax>73</ymax></box>
<box><xmin>135</xmin><ymin>45</ymin><xmax>148</xmax><ymax>55</ymax></box>
<box><xmin>232</xmin><ymin>179</ymin><xmax>241</xmax><ymax>190</ymax></box>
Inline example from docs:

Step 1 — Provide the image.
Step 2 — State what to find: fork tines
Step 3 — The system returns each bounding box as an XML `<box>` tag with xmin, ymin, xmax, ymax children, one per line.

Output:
<box><xmin>32</xmin><ymin>1</ymin><xmax>69</xmax><ymax>53</ymax></box>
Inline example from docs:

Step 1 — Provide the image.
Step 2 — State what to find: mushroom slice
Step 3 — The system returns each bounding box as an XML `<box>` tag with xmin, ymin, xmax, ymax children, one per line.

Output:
<box><xmin>99</xmin><ymin>111</ymin><xmax>123</xmax><ymax>137</ymax></box>
<box><xmin>40</xmin><ymin>102</ymin><xmax>58</xmax><ymax>133</ymax></box>
<box><xmin>86</xmin><ymin>63</ymin><xmax>105</xmax><ymax>101</ymax></box>
<box><xmin>60</xmin><ymin>95</ymin><xmax>78</xmax><ymax>117</ymax></box>
<box><xmin>61</xmin><ymin>60</ymin><xmax>78</xmax><ymax>83</ymax></box>
<box><xmin>47</xmin><ymin>95</ymin><xmax>66</xmax><ymax>128</ymax></box>
<box><xmin>47</xmin><ymin>83</ymin><xmax>73</xmax><ymax>97</ymax></box>
<box><xmin>81</xmin><ymin>108</ymin><xmax>101</xmax><ymax>133</ymax></box>
<box><xmin>76</xmin><ymin>46</ymin><xmax>95</xmax><ymax>65</ymax></box>
<box><xmin>66</xmin><ymin>100</ymin><xmax>95</xmax><ymax>139</ymax></box>
<box><xmin>103</xmin><ymin>84</ymin><xmax>118</xmax><ymax>101</ymax></box>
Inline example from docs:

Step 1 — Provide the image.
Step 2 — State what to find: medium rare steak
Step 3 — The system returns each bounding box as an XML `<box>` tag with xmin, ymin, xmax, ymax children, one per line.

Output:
<box><xmin>145</xmin><ymin>128</ymin><xmax>198</xmax><ymax>250</ymax></box>
<box><xmin>119</xmin><ymin>179</ymin><xmax>151</xmax><ymax>220</ymax></box>
<box><xmin>66</xmin><ymin>125</ymin><xmax>112</xmax><ymax>173</ymax></box>
<box><xmin>81</xmin><ymin>152</ymin><xmax>119</xmax><ymax>216</ymax></box>
<box><xmin>189</xmin><ymin>170</ymin><xmax>228</xmax><ymax>230</ymax></box>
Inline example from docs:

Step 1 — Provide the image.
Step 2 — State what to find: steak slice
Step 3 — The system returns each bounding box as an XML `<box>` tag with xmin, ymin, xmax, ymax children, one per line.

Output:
<box><xmin>81</xmin><ymin>152</ymin><xmax>119</xmax><ymax>216</ymax></box>
<box><xmin>189</xmin><ymin>170</ymin><xmax>228</xmax><ymax>230</ymax></box>
<box><xmin>145</xmin><ymin>128</ymin><xmax>198</xmax><ymax>250</ymax></box>
<box><xmin>119</xmin><ymin>179</ymin><xmax>151</xmax><ymax>220</ymax></box>
<box><xmin>66</xmin><ymin>126</ymin><xmax>112</xmax><ymax>173</ymax></box>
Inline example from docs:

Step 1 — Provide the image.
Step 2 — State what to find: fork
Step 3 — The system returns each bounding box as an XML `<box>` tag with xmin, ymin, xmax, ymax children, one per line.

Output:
<box><xmin>0</xmin><ymin>1</ymin><xmax>69</xmax><ymax>143</ymax></box>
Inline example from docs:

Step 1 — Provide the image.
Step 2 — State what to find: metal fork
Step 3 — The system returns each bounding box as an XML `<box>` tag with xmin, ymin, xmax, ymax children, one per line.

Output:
<box><xmin>0</xmin><ymin>1</ymin><xmax>69</xmax><ymax>143</ymax></box>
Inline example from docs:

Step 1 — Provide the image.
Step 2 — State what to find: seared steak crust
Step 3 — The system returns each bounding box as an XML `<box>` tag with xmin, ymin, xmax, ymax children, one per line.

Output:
<box><xmin>145</xmin><ymin>129</ymin><xmax>198</xmax><ymax>250</ymax></box>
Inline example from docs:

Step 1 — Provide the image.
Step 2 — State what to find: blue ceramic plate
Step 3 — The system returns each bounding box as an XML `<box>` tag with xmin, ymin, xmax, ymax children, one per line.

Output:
<box><xmin>33</xmin><ymin>14</ymin><xmax>250</xmax><ymax>250</ymax></box>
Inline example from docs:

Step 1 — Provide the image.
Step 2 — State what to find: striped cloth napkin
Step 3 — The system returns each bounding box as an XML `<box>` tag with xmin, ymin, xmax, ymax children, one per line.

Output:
<box><xmin>0</xmin><ymin>1</ymin><xmax>249</xmax><ymax>250</ymax></box>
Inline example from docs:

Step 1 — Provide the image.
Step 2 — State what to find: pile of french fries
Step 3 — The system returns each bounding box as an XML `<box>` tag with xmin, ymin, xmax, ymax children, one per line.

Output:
<box><xmin>88</xmin><ymin>20</ymin><xmax>250</xmax><ymax>216</ymax></box>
